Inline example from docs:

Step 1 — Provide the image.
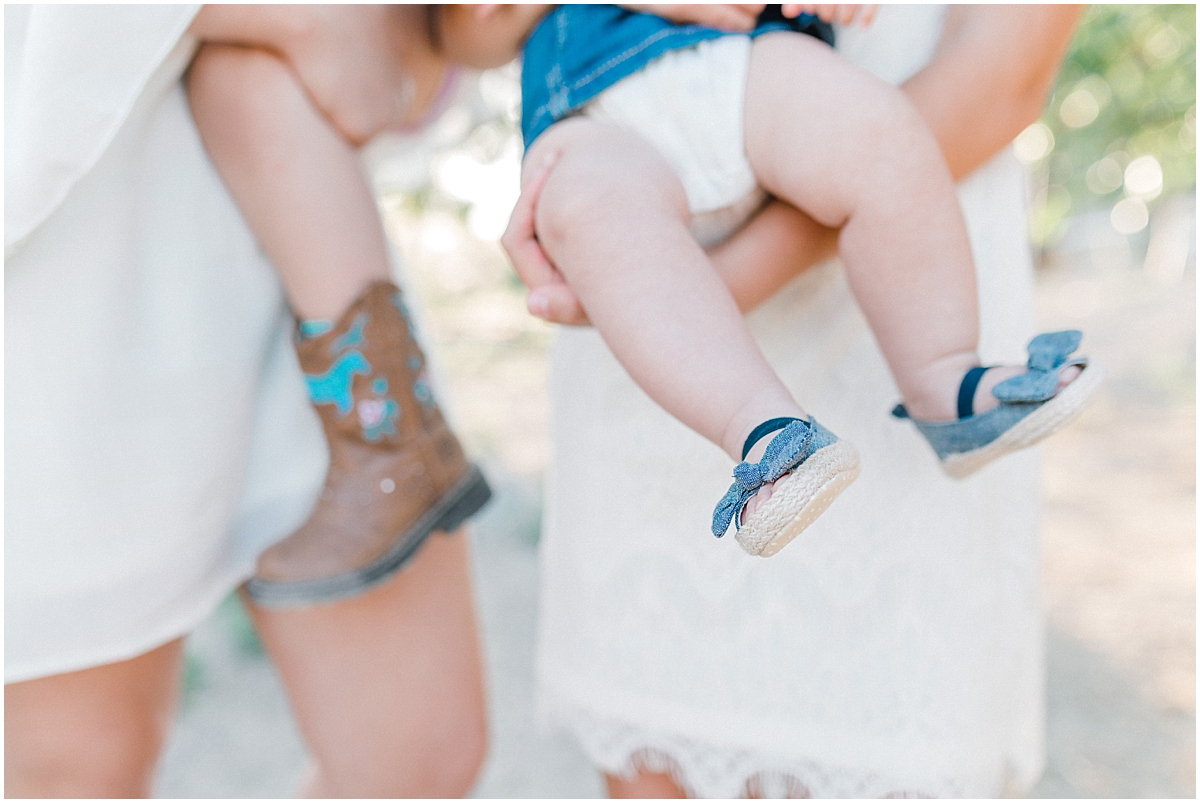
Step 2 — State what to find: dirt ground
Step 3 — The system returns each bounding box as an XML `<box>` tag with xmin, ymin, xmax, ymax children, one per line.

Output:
<box><xmin>154</xmin><ymin>196</ymin><xmax>1195</xmax><ymax>798</ymax></box>
<box><xmin>1028</xmin><ymin>197</ymin><xmax>1196</xmax><ymax>797</ymax></box>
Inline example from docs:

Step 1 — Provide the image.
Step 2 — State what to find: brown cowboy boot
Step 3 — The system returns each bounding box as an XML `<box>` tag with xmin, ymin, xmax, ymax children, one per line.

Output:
<box><xmin>246</xmin><ymin>281</ymin><xmax>490</xmax><ymax>606</ymax></box>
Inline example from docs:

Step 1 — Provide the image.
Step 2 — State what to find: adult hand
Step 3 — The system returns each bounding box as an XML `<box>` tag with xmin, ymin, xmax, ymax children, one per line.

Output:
<box><xmin>781</xmin><ymin>4</ymin><xmax>877</xmax><ymax>26</ymax></box>
<box><xmin>501</xmin><ymin>152</ymin><xmax>591</xmax><ymax>326</ymax></box>
<box><xmin>621</xmin><ymin>5</ymin><xmax>766</xmax><ymax>32</ymax></box>
<box><xmin>189</xmin><ymin>5</ymin><xmax>426</xmax><ymax>146</ymax></box>
<box><xmin>503</xmin><ymin>162</ymin><xmax>839</xmax><ymax>322</ymax></box>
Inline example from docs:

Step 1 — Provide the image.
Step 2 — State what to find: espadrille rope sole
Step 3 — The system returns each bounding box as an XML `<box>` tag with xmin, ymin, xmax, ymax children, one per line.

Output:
<box><xmin>735</xmin><ymin>440</ymin><xmax>861</xmax><ymax>557</ymax></box>
<box><xmin>942</xmin><ymin>360</ymin><xmax>1105</xmax><ymax>479</ymax></box>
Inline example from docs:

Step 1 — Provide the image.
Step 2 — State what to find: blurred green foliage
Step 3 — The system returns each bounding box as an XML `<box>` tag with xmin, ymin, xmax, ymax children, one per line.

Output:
<box><xmin>1027</xmin><ymin>4</ymin><xmax>1196</xmax><ymax>246</ymax></box>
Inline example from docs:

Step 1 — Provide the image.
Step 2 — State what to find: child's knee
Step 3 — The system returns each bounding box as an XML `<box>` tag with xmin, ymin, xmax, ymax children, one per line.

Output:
<box><xmin>188</xmin><ymin>45</ymin><xmax>297</xmax><ymax>128</ymax></box>
<box><xmin>528</xmin><ymin>122</ymin><xmax>687</xmax><ymax>255</ymax></box>
<box><xmin>187</xmin><ymin>45</ymin><xmax>311</xmax><ymax>166</ymax></box>
<box><xmin>530</xmin><ymin>162</ymin><xmax>597</xmax><ymax>256</ymax></box>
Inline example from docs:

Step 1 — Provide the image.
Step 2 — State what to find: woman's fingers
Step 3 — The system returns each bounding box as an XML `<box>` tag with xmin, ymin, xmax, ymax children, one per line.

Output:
<box><xmin>529</xmin><ymin>283</ymin><xmax>591</xmax><ymax>326</ymax></box>
<box><xmin>781</xmin><ymin>4</ymin><xmax>827</xmax><ymax>21</ymax></box>
<box><xmin>502</xmin><ymin>153</ymin><xmax>560</xmax><ymax>287</ymax></box>
<box><xmin>621</xmin><ymin>4</ymin><xmax>765</xmax><ymax>32</ymax></box>
<box><xmin>781</xmin><ymin>4</ymin><xmax>876</xmax><ymax>27</ymax></box>
<box><xmin>502</xmin><ymin>150</ymin><xmax>589</xmax><ymax>325</ymax></box>
<box><xmin>834</xmin><ymin>5</ymin><xmax>876</xmax><ymax>26</ymax></box>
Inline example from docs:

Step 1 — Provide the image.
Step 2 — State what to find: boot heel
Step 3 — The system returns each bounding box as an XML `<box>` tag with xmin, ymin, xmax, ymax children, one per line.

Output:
<box><xmin>433</xmin><ymin>466</ymin><xmax>493</xmax><ymax>534</ymax></box>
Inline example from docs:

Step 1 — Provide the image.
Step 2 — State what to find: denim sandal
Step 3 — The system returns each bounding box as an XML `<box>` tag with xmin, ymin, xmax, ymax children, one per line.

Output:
<box><xmin>892</xmin><ymin>330</ymin><xmax>1104</xmax><ymax>478</ymax></box>
<box><xmin>712</xmin><ymin>417</ymin><xmax>860</xmax><ymax>557</ymax></box>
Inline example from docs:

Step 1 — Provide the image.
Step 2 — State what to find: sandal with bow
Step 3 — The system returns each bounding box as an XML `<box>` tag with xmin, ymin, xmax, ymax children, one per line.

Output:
<box><xmin>892</xmin><ymin>330</ymin><xmax>1104</xmax><ymax>478</ymax></box>
<box><xmin>712</xmin><ymin>417</ymin><xmax>860</xmax><ymax>557</ymax></box>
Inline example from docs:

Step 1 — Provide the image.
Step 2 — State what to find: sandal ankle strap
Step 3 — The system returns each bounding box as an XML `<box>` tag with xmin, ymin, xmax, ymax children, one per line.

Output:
<box><xmin>741</xmin><ymin>417</ymin><xmax>804</xmax><ymax>460</ymax></box>
<box><xmin>957</xmin><ymin>365</ymin><xmax>996</xmax><ymax>419</ymax></box>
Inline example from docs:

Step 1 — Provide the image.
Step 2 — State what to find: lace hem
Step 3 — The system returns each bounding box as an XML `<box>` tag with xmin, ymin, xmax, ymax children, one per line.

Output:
<box><xmin>546</xmin><ymin>700</ymin><xmax>959</xmax><ymax>799</ymax></box>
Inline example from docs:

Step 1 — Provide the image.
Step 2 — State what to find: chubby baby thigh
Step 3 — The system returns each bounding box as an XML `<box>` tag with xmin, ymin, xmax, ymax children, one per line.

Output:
<box><xmin>743</xmin><ymin>31</ymin><xmax>919</xmax><ymax>227</ymax></box>
<box><xmin>581</xmin><ymin>37</ymin><xmax>764</xmax><ymax>234</ymax></box>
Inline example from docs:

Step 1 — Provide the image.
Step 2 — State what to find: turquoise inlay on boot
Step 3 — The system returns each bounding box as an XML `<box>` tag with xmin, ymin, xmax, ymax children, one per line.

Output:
<box><xmin>248</xmin><ymin>280</ymin><xmax>492</xmax><ymax>608</ymax></box>
<box><xmin>330</xmin><ymin>313</ymin><xmax>368</xmax><ymax>354</ymax></box>
<box><xmin>412</xmin><ymin>371</ymin><xmax>436</xmax><ymax>409</ymax></box>
<box><xmin>306</xmin><ymin>351</ymin><xmax>371</xmax><ymax>416</ymax></box>
<box><xmin>299</xmin><ymin>319</ymin><xmax>334</xmax><ymax>339</ymax></box>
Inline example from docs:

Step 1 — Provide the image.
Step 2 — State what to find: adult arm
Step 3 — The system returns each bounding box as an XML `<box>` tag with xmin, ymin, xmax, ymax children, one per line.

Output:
<box><xmin>904</xmin><ymin>4</ymin><xmax>1083</xmax><ymax>180</ymax></box>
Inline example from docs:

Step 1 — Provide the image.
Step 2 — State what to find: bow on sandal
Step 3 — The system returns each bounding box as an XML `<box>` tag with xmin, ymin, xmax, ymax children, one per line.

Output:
<box><xmin>893</xmin><ymin>330</ymin><xmax>1104</xmax><ymax>479</ymax></box>
<box><xmin>713</xmin><ymin>417</ymin><xmax>860</xmax><ymax>558</ymax></box>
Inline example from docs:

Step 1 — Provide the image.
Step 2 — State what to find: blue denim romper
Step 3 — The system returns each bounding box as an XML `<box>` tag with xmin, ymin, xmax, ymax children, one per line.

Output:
<box><xmin>520</xmin><ymin>5</ymin><xmax>835</xmax><ymax>148</ymax></box>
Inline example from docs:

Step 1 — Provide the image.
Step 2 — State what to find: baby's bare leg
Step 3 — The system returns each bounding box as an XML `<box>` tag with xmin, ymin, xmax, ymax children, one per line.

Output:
<box><xmin>187</xmin><ymin>45</ymin><xmax>390</xmax><ymax>320</ymax></box>
<box><xmin>526</xmin><ymin>119</ymin><xmax>805</xmax><ymax>462</ymax></box>
<box><xmin>746</xmin><ymin>33</ymin><xmax>986</xmax><ymax>420</ymax></box>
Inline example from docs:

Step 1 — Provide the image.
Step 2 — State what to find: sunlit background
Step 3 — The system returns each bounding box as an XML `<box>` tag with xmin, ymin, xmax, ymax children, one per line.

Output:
<box><xmin>1019</xmin><ymin>5</ymin><xmax>1194</xmax><ymax>249</ymax></box>
<box><xmin>156</xmin><ymin>7</ymin><xmax>1195</xmax><ymax>797</ymax></box>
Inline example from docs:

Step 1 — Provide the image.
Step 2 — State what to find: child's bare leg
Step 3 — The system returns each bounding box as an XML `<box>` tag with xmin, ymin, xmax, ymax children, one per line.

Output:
<box><xmin>526</xmin><ymin>119</ymin><xmax>806</xmax><ymax>465</ymax></box>
<box><xmin>744</xmin><ymin>33</ymin><xmax>1076</xmax><ymax>421</ymax></box>
<box><xmin>187</xmin><ymin>45</ymin><xmax>390</xmax><ymax>320</ymax></box>
<box><xmin>186</xmin><ymin>44</ymin><xmax>491</xmax><ymax>602</ymax></box>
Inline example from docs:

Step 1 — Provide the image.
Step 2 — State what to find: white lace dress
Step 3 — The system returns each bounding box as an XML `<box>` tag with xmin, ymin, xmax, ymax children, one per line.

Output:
<box><xmin>535</xmin><ymin>6</ymin><xmax>1046</xmax><ymax>797</ymax></box>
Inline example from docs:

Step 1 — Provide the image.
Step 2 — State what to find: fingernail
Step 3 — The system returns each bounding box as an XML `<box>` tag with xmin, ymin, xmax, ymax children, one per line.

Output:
<box><xmin>528</xmin><ymin>295</ymin><xmax>549</xmax><ymax>318</ymax></box>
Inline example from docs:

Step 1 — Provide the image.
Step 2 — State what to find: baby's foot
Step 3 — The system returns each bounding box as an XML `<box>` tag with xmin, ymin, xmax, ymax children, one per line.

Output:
<box><xmin>740</xmin><ymin>476</ymin><xmax>783</xmax><ymax>524</ymax></box>
<box><xmin>737</xmin><ymin>434</ymin><xmax>798</xmax><ymax>524</ymax></box>
<box><xmin>906</xmin><ymin>356</ymin><xmax>1085</xmax><ymax>422</ymax></box>
<box><xmin>968</xmin><ymin>363</ymin><xmax>1083</xmax><ymax>416</ymax></box>
<box><xmin>711</xmin><ymin>416</ymin><xmax>861</xmax><ymax>557</ymax></box>
<box><xmin>892</xmin><ymin>331</ymin><xmax>1102</xmax><ymax>479</ymax></box>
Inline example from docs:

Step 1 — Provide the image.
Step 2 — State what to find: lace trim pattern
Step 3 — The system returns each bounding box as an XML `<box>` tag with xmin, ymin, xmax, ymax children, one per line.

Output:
<box><xmin>548</xmin><ymin>700</ymin><xmax>962</xmax><ymax>799</ymax></box>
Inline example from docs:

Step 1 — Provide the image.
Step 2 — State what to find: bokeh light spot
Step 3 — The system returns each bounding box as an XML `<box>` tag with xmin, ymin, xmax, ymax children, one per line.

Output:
<box><xmin>1143</xmin><ymin>22</ymin><xmax>1183</xmax><ymax>64</ymax></box>
<box><xmin>1061</xmin><ymin>89</ymin><xmax>1100</xmax><ymax>128</ymax></box>
<box><xmin>1014</xmin><ymin>123</ymin><xmax>1055</xmax><ymax>163</ymax></box>
<box><xmin>1111</xmin><ymin>197</ymin><xmax>1149</xmax><ymax>234</ymax></box>
<box><xmin>1124</xmin><ymin>155</ymin><xmax>1164</xmax><ymax>199</ymax></box>
<box><xmin>1086</xmin><ymin>157</ymin><xmax>1125</xmax><ymax>195</ymax></box>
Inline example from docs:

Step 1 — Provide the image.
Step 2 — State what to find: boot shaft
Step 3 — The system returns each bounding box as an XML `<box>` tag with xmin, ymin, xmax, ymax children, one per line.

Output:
<box><xmin>295</xmin><ymin>281</ymin><xmax>467</xmax><ymax>476</ymax></box>
<box><xmin>248</xmin><ymin>279</ymin><xmax>492</xmax><ymax>605</ymax></box>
